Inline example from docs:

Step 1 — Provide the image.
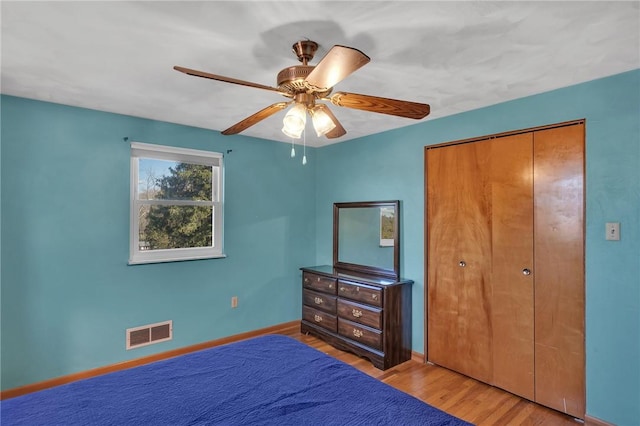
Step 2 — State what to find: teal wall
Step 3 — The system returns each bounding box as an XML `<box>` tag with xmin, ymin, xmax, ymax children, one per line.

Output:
<box><xmin>0</xmin><ymin>96</ymin><xmax>316</xmax><ymax>389</ymax></box>
<box><xmin>315</xmin><ymin>69</ymin><xmax>639</xmax><ymax>425</ymax></box>
<box><xmin>2</xmin><ymin>70</ymin><xmax>638</xmax><ymax>425</ymax></box>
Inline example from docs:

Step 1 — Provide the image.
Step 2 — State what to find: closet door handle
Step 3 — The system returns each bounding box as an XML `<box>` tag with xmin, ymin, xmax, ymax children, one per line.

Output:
<box><xmin>459</xmin><ymin>260</ymin><xmax>466</xmax><ymax>267</ymax></box>
<box><xmin>522</xmin><ymin>268</ymin><xmax>531</xmax><ymax>276</ymax></box>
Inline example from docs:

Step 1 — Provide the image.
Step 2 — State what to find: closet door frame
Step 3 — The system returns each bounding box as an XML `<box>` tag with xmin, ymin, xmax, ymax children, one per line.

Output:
<box><xmin>423</xmin><ymin>119</ymin><xmax>585</xmax><ymax>412</ymax></box>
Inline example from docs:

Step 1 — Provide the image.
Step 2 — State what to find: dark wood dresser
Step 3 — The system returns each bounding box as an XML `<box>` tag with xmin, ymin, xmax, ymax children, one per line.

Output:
<box><xmin>300</xmin><ymin>265</ymin><xmax>413</xmax><ymax>370</ymax></box>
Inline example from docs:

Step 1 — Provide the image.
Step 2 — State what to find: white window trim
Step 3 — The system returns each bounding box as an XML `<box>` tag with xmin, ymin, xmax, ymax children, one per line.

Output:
<box><xmin>129</xmin><ymin>142</ymin><xmax>225</xmax><ymax>265</ymax></box>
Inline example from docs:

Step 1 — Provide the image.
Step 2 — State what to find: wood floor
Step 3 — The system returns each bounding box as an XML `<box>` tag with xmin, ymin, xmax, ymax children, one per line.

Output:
<box><xmin>285</xmin><ymin>330</ymin><xmax>582</xmax><ymax>426</ymax></box>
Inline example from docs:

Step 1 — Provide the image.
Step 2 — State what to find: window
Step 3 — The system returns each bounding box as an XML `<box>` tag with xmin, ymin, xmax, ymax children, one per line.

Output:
<box><xmin>129</xmin><ymin>142</ymin><xmax>224</xmax><ymax>264</ymax></box>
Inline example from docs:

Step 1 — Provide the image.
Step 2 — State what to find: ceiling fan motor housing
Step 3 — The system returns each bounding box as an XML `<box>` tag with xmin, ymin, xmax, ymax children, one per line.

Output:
<box><xmin>277</xmin><ymin>65</ymin><xmax>314</xmax><ymax>91</ymax></box>
<box><xmin>277</xmin><ymin>65</ymin><xmax>332</xmax><ymax>99</ymax></box>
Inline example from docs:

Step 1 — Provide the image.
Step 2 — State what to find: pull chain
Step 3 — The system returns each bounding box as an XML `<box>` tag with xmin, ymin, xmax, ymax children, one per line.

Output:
<box><xmin>302</xmin><ymin>128</ymin><xmax>307</xmax><ymax>165</ymax></box>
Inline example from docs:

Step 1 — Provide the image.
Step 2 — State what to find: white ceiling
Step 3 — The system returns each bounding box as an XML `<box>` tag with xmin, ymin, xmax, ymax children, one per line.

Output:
<box><xmin>1</xmin><ymin>1</ymin><xmax>638</xmax><ymax>147</ymax></box>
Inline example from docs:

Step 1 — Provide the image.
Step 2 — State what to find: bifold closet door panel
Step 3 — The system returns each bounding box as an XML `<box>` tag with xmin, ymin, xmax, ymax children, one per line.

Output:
<box><xmin>490</xmin><ymin>134</ymin><xmax>535</xmax><ymax>401</ymax></box>
<box><xmin>427</xmin><ymin>141</ymin><xmax>493</xmax><ymax>384</ymax></box>
<box><xmin>533</xmin><ymin>124</ymin><xmax>585</xmax><ymax>418</ymax></box>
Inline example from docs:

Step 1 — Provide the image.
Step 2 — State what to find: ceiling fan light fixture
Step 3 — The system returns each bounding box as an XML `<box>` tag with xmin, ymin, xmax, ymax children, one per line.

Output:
<box><xmin>310</xmin><ymin>106</ymin><xmax>337</xmax><ymax>137</ymax></box>
<box><xmin>282</xmin><ymin>103</ymin><xmax>307</xmax><ymax>139</ymax></box>
<box><xmin>282</xmin><ymin>125</ymin><xmax>304</xmax><ymax>139</ymax></box>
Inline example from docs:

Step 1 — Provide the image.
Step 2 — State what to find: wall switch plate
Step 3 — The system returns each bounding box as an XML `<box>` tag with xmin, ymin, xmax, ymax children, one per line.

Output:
<box><xmin>606</xmin><ymin>222</ymin><xmax>620</xmax><ymax>241</ymax></box>
<box><xmin>231</xmin><ymin>296</ymin><xmax>238</xmax><ymax>308</ymax></box>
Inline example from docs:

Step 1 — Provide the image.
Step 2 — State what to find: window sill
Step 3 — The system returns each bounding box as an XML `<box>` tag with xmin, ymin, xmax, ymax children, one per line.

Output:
<box><xmin>128</xmin><ymin>253</ymin><xmax>227</xmax><ymax>265</ymax></box>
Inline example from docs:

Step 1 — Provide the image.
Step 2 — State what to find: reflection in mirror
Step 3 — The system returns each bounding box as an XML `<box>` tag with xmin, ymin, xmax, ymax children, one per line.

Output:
<box><xmin>334</xmin><ymin>201</ymin><xmax>400</xmax><ymax>279</ymax></box>
<box><xmin>338</xmin><ymin>207</ymin><xmax>394</xmax><ymax>270</ymax></box>
<box><xmin>379</xmin><ymin>207</ymin><xmax>395</xmax><ymax>247</ymax></box>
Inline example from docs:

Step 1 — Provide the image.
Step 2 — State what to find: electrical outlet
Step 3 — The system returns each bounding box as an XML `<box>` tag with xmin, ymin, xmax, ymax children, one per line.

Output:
<box><xmin>231</xmin><ymin>296</ymin><xmax>238</xmax><ymax>308</ymax></box>
<box><xmin>606</xmin><ymin>222</ymin><xmax>620</xmax><ymax>241</ymax></box>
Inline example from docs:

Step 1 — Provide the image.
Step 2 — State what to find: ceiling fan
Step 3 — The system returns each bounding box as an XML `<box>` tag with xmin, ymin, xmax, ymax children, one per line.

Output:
<box><xmin>174</xmin><ymin>40</ymin><xmax>431</xmax><ymax>139</ymax></box>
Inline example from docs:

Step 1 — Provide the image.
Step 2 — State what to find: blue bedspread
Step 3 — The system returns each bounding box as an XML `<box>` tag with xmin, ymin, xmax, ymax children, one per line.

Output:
<box><xmin>2</xmin><ymin>335</ymin><xmax>471</xmax><ymax>425</ymax></box>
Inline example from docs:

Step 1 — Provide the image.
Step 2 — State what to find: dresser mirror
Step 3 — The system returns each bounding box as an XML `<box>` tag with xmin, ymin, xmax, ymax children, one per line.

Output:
<box><xmin>333</xmin><ymin>200</ymin><xmax>400</xmax><ymax>279</ymax></box>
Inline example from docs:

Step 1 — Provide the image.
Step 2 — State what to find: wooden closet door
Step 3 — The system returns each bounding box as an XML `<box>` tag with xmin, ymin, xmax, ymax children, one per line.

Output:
<box><xmin>490</xmin><ymin>134</ymin><xmax>535</xmax><ymax>400</ymax></box>
<box><xmin>427</xmin><ymin>141</ymin><xmax>493</xmax><ymax>383</ymax></box>
<box><xmin>533</xmin><ymin>124</ymin><xmax>585</xmax><ymax>417</ymax></box>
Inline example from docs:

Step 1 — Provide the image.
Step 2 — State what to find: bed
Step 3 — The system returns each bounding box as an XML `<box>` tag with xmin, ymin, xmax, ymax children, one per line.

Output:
<box><xmin>2</xmin><ymin>335</ymin><xmax>470</xmax><ymax>425</ymax></box>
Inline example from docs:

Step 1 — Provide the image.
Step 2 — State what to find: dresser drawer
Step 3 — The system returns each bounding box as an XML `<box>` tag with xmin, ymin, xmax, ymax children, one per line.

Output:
<box><xmin>338</xmin><ymin>280</ymin><xmax>382</xmax><ymax>307</ymax></box>
<box><xmin>303</xmin><ymin>272</ymin><xmax>337</xmax><ymax>295</ymax></box>
<box><xmin>303</xmin><ymin>289</ymin><xmax>337</xmax><ymax>314</ymax></box>
<box><xmin>337</xmin><ymin>299</ymin><xmax>382</xmax><ymax>330</ymax></box>
<box><xmin>339</xmin><ymin>318</ymin><xmax>382</xmax><ymax>350</ymax></box>
<box><xmin>303</xmin><ymin>305</ymin><xmax>337</xmax><ymax>332</ymax></box>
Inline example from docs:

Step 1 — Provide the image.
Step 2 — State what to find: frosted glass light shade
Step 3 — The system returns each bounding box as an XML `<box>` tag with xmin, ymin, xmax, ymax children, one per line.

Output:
<box><xmin>310</xmin><ymin>106</ymin><xmax>337</xmax><ymax>137</ymax></box>
<box><xmin>282</xmin><ymin>104</ymin><xmax>307</xmax><ymax>139</ymax></box>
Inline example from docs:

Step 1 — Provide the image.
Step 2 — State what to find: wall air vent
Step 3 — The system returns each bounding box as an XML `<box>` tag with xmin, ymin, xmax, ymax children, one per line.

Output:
<box><xmin>126</xmin><ymin>320</ymin><xmax>172</xmax><ymax>350</ymax></box>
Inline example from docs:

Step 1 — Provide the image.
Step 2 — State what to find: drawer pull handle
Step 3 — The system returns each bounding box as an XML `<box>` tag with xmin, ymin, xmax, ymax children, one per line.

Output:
<box><xmin>352</xmin><ymin>309</ymin><xmax>363</xmax><ymax>318</ymax></box>
<box><xmin>372</xmin><ymin>294</ymin><xmax>379</xmax><ymax>301</ymax></box>
<box><xmin>340</xmin><ymin>287</ymin><xmax>346</xmax><ymax>292</ymax></box>
<box><xmin>314</xmin><ymin>297</ymin><xmax>323</xmax><ymax>305</ymax></box>
<box><xmin>316</xmin><ymin>277</ymin><xmax>321</xmax><ymax>282</ymax></box>
<box><xmin>353</xmin><ymin>329</ymin><xmax>364</xmax><ymax>338</ymax></box>
<box><xmin>304</xmin><ymin>278</ymin><xmax>309</xmax><ymax>283</ymax></box>
<box><xmin>314</xmin><ymin>315</ymin><xmax>323</xmax><ymax>323</ymax></box>
<box><xmin>329</xmin><ymin>284</ymin><xmax>334</xmax><ymax>289</ymax></box>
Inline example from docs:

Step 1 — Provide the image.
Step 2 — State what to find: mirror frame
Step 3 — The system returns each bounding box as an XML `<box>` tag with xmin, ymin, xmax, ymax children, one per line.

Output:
<box><xmin>333</xmin><ymin>200</ymin><xmax>400</xmax><ymax>279</ymax></box>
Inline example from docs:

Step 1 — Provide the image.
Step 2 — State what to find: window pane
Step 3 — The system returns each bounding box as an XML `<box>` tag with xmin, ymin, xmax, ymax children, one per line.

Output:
<box><xmin>138</xmin><ymin>158</ymin><xmax>212</xmax><ymax>201</ymax></box>
<box><xmin>139</xmin><ymin>205</ymin><xmax>213</xmax><ymax>250</ymax></box>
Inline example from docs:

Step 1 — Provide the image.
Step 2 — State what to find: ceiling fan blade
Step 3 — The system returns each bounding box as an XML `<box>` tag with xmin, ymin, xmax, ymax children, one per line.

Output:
<box><xmin>329</xmin><ymin>92</ymin><xmax>430</xmax><ymax>119</ymax></box>
<box><xmin>221</xmin><ymin>102</ymin><xmax>289</xmax><ymax>135</ymax></box>
<box><xmin>315</xmin><ymin>104</ymin><xmax>346</xmax><ymax>139</ymax></box>
<box><xmin>174</xmin><ymin>66</ymin><xmax>284</xmax><ymax>94</ymax></box>
<box><xmin>304</xmin><ymin>45</ymin><xmax>370</xmax><ymax>90</ymax></box>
